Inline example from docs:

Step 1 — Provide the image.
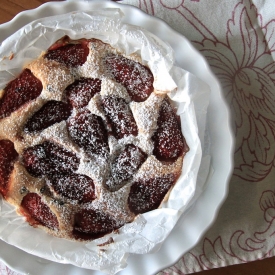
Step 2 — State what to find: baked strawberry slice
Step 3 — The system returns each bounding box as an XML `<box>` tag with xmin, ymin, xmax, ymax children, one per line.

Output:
<box><xmin>104</xmin><ymin>53</ymin><xmax>154</xmax><ymax>102</ymax></box>
<box><xmin>67</xmin><ymin>110</ymin><xmax>109</xmax><ymax>158</ymax></box>
<box><xmin>66</xmin><ymin>78</ymin><xmax>101</xmax><ymax>108</ymax></box>
<box><xmin>73</xmin><ymin>209</ymin><xmax>122</xmax><ymax>240</ymax></box>
<box><xmin>0</xmin><ymin>140</ymin><xmax>18</xmax><ymax>197</ymax></box>
<box><xmin>24</xmin><ymin>100</ymin><xmax>72</xmax><ymax>133</ymax></box>
<box><xmin>47</xmin><ymin>174</ymin><xmax>96</xmax><ymax>203</ymax></box>
<box><xmin>128</xmin><ymin>174</ymin><xmax>176</xmax><ymax>214</ymax></box>
<box><xmin>22</xmin><ymin>141</ymin><xmax>80</xmax><ymax>177</ymax></box>
<box><xmin>106</xmin><ymin>144</ymin><xmax>147</xmax><ymax>191</ymax></box>
<box><xmin>0</xmin><ymin>69</ymin><xmax>43</xmax><ymax>119</ymax></box>
<box><xmin>22</xmin><ymin>144</ymin><xmax>50</xmax><ymax>177</ymax></box>
<box><xmin>102</xmin><ymin>96</ymin><xmax>138</xmax><ymax>139</ymax></box>
<box><xmin>152</xmin><ymin>99</ymin><xmax>188</xmax><ymax>162</ymax></box>
<box><xmin>44</xmin><ymin>141</ymin><xmax>80</xmax><ymax>173</ymax></box>
<box><xmin>20</xmin><ymin>192</ymin><xmax>59</xmax><ymax>230</ymax></box>
<box><xmin>44</xmin><ymin>40</ymin><xmax>89</xmax><ymax>67</ymax></box>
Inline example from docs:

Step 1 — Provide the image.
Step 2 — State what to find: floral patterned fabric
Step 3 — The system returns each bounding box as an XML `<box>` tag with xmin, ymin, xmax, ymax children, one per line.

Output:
<box><xmin>121</xmin><ymin>1</ymin><xmax>275</xmax><ymax>274</ymax></box>
<box><xmin>1</xmin><ymin>0</ymin><xmax>275</xmax><ymax>274</ymax></box>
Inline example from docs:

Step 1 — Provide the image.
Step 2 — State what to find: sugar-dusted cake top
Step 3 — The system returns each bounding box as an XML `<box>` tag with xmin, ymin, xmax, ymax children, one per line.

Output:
<box><xmin>0</xmin><ymin>36</ymin><xmax>188</xmax><ymax>241</ymax></box>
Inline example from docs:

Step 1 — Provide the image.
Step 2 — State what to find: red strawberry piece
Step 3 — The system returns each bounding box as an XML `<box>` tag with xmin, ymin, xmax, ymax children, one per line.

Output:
<box><xmin>44</xmin><ymin>41</ymin><xmax>89</xmax><ymax>67</ymax></box>
<box><xmin>24</xmin><ymin>100</ymin><xmax>72</xmax><ymax>133</ymax></box>
<box><xmin>152</xmin><ymin>99</ymin><xmax>188</xmax><ymax>162</ymax></box>
<box><xmin>106</xmin><ymin>144</ymin><xmax>147</xmax><ymax>191</ymax></box>
<box><xmin>104</xmin><ymin>53</ymin><xmax>154</xmax><ymax>102</ymax></box>
<box><xmin>22</xmin><ymin>141</ymin><xmax>79</xmax><ymax>177</ymax></box>
<box><xmin>47</xmin><ymin>174</ymin><xmax>96</xmax><ymax>203</ymax></box>
<box><xmin>73</xmin><ymin>208</ymin><xmax>121</xmax><ymax>240</ymax></box>
<box><xmin>0</xmin><ymin>140</ymin><xmax>18</xmax><ymax>197</ymax></box>
<box><xmin>67</xmin><ymin>110</ymin><xmax>109</xmax><ymax>158</ymax></box>
<box><xmin>102</xmin><ymin>96</ymin><xmax>138</xmax><ymax>139</ymax></box>
<box><xmin>128</xmin><ymin>174</ymin><xmax>176</xmax><ymax>214</ymax></box>
<box><xmin>22</xmin><ymin>144</ymin><xmax>50</xmax><ymax>177</ymax></box>
<box><xmin>20</xmin><ymin>192</ymin><xmax>59</xmax><ymax>230</ymax></box>
<box><xmin>66</xmin><ymin>78</ymin><xmax>101</xmax><ymax>108</ymax></box>
<box><xmin>0</xmin><ymin>69</ymin><xmax>43</xmax><ymax>119</ymax></box>
<box><xmin>44</xmin><ymin>141</ymin><xmax>80</xmax><ymax>173</ymax></box>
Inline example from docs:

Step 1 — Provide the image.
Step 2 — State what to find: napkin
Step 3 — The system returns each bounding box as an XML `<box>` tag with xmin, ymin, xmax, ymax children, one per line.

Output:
<box><xmin>129</xmin><ymin>0</ymin><xmax>275</xmax><ymax>274</ymax></box>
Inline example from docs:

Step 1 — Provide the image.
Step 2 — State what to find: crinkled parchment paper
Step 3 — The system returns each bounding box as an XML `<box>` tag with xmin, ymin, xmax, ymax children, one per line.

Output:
<box><xmin>0</xmin><ymin>9</ymin><xmax>211</xmax><ymax>274</ymax></box>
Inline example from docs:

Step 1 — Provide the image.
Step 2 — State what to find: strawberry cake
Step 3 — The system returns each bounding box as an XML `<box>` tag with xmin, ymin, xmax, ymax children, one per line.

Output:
<box><xmin>0</xmin><ymin>36</ymin><xmax>189</xmax><ymax>241</ymax></box>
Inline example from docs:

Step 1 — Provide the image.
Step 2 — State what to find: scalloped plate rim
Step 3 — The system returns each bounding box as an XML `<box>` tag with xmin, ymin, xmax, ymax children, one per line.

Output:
<box><xmin>0</xmin><ymin>1</ymin><xmax>234</xmax><ymax>275</ymax></box>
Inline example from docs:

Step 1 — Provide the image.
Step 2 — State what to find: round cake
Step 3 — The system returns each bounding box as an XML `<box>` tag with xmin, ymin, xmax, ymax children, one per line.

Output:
<box><xmin>0</xmin><ymin>36</ymin><xmax>189</xmax><ymax>241</ymax></box>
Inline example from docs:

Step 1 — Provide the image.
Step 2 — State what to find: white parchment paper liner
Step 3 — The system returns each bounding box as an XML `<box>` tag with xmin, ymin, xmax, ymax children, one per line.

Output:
<box><xmin>0</xmin><ymin>9</ymin><xmax>211</xmax><ymax>274</ymax></box>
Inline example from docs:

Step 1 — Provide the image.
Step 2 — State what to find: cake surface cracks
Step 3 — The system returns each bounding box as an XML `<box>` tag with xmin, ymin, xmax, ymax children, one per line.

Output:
<box><xmin>0</xmin><ymin>37</ymin><xmax>189</xmax><ymax>241</ymax></box>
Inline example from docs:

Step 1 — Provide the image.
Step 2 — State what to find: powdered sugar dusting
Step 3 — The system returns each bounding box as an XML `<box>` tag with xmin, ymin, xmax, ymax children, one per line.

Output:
<box><xmin>26</xmin><ymin>58</ymin><xmax>74</xmax><ymax>100</ymax></box>
<box><xmin>76</xmin><ymin>39</ymin><xmax>108</xmax><ymax>79</ymax></box>
<box><xmin>100</xmin><ymin>78</ymin><xmax>130</xmax><ymax>102</ymax></box>
<box><xmin>130</xmin><ymin>92</ymin><xmax>164</xmax><ymax>136</ymax></box>
<box><xmin>0</xmin><ymin>36</ymin><xmax>186</xmax><ymax>241</ymax></box>
<box><xmin>104</xmin><ymin>53</ymin><xmax>154</xmax><ymax>102</ymax></box>
<box><xmin>94</xmin><ymin>184</ymin><xmax>135</xmax><ymax>223</ymax></box>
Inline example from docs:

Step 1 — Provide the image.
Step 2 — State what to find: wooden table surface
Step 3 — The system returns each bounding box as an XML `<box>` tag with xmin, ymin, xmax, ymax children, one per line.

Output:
<box><xmin>1</xmin><ymin>1</ymin><xmax>275</xmax><ymax>275</ymax></box>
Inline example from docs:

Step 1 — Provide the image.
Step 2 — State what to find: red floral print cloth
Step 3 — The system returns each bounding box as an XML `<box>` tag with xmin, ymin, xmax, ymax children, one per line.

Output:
<box><xmin>1</xmin><ymin>0</ymin><xmax>275</xmax><ymax>274</ymax></box>
<box><xmin>118</xmin><ymin>0</ymin><xmax>275</xmax><ymax>274</ymax></box>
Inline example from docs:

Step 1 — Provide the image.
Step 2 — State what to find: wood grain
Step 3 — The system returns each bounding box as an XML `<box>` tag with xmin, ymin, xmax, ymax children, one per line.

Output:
<box><xmin>0</xmin><ymin>0</ymin><xmax>54</xmax><ymax>24</ymax></box>
<box><xmin>0</xmin><ymin>1</ymin><xmax>275</xmax><ymax>274</ymax></box>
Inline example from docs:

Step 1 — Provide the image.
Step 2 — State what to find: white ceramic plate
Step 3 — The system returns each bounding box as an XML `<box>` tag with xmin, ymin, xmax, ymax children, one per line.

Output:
<box><xmin>0</xmin><ymin>1</ymin><xmax>234</xmax><ymax>275</ymax></box>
